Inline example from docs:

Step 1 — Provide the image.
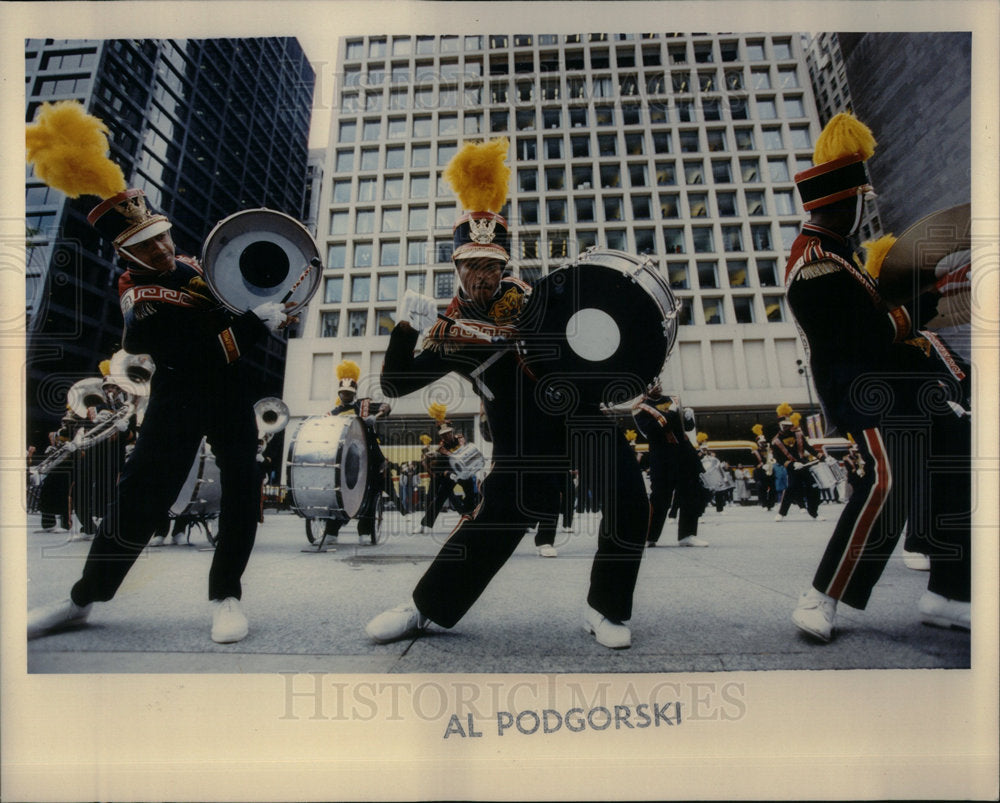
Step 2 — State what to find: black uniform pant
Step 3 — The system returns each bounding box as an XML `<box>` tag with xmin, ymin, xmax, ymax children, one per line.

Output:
<box><xmin>71</xmin><ymin>376</ymin><xmax>259</xmax><ymax>606</ymax></box>
<box><xmin>779</xmin><ymin>465</ymin><xmax>820</xmax><ymax>517</ymax></box>
<box><xmin>810</xmin><ymin>414</ymin><xmax>970</xmax><ymax>609</ymax></box>
<box><xmin>414</xmin><ymin>430</ymin><xmax>649</xmax><ymax>627</ymax></box>
<box><xmin>421</xmin><ymin>468</ymin><xmax>455</xmax><ymax>528</ymax></box>
<box><xmin>533</xmin><ymin>474</ymin><xmax>571</xmax><ymax>547</ymax></box>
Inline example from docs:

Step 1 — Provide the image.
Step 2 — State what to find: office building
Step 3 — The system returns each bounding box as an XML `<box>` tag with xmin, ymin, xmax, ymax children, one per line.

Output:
<box><xmin>286</xmin><ymin>32</ymin><xmax>829</xmax><ymax>450</ymax></box>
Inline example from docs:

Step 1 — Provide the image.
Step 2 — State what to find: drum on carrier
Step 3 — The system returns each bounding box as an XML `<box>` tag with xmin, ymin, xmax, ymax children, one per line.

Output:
<box><xmin>286</xmin><ymin>415</ymin><xmax>370</xmax><ymax>522</ymax></box>
<box><xmin>169</xmin><ymin>437</ymin><xmax>222</xmax><ymax>543</ymax></box>
<box><xmin>448</xmin><ymin>443</ymin><xmax>485</xmax><ymax>480</ymax></box>
<box><xmin>806</xmin><ymin>460</ymin><xmax>838</xmax><ymax>491</ymax></box>
<box><xmin>518</xmin><ymin>249</ymin><xmax>681</xmax><ymax>407</ymax></box>
<box><xmin>699</xmin><ymin>456</ymin><xmax>733</xmax><ymax>492</ymax></box>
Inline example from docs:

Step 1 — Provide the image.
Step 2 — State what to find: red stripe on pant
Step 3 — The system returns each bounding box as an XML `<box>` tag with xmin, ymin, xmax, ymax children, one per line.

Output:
<box><xmin>825</xmin><ymin>428</ymin><xmax>891</xmax><ymax>600</ymax></box>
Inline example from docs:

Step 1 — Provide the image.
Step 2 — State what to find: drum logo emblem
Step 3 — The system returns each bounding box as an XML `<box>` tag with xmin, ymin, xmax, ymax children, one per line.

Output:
<box><xmin>488</xmin><ymin>287</ymin><xmax>524</xmax><ymax>323</ymax></box>
<box><xmin>469</xmin><ymin>217</ymin><xmax>497</xmax><ymax>244</ymax></box>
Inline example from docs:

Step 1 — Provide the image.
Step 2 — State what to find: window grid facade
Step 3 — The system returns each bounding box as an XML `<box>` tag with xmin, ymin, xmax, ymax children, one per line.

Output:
<box><xmin>293</xmin><ymin>33</ymin><xmax>829</xmax><ymax>431</ymax></box>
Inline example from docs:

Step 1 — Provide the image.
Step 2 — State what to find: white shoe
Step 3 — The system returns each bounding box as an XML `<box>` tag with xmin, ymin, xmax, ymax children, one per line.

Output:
<box><xmin>28</xmin><ymin>598</ymin><xmax>92</xmax><ymax>639</ymax></box>
<box><xmin>918</xmin><ymin>591</ymin><xmax>970</xmax><ymax>631</ymax></box>
<box><xmin>774</xmin><ymin>514</ymin><xmax>785</xmax><ymax>522</ymax></box>
<box><xmin>149</xmin><ymin>535</ymin><xmax>166</xmax><ymax>547</ymax></box>
<box><xmin>366</xmin><ymin>602</ymin><xmax>429</xmax><ymax>644</ymax></box>
<box><xmin>583</xmin><ymin>605</ymin><xmax>631</xmax><ymax>649</ymax></box>
<box><xmin>792</xmin><ymin>588</ymin><xmax>837</xmax><ymax>642</ymax></box>
<box><xmin>678</xmin><ymin>535</ymin><xmax>709</xmax><ymax>547</ymax></box>
<box><xmin>561</xmin><ymin>525</ymin><xmax>574</xmax><ymax>532</ymax></box>
<box><xmin>537</xmin><ymin>544</ymin><xmax>558</xmax><ymax>557</ymax></box>
<box><xmin>171</xmin><ymin>533</ymin><xmax>186</xmax><ymax>546</ymax></box>
<box><xmin>903</xmin><ymin>550</ymin><xmax>931</xmax><ymax>571</ymax></box>
<box><xmin>411</xmin><ymin>524</ymin><xmax>426</xmax><ymax>534</ymax></box>
<box><xmin>211</xmin><ymin>597</ymin><xmax>249</xmax><ymax>643</ymax></box>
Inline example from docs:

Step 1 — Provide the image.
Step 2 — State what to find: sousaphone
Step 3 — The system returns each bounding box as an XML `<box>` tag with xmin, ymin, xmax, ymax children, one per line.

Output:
<box><xmin>201</xmin><ymin>208</ymin><xmax>322</xmax><ymax>315</ymax></box>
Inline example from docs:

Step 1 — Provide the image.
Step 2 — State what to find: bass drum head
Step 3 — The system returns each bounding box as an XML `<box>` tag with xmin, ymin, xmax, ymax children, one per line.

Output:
<box><xmin>201</xmin><ymin>208</ymin><xmax>321</xmax><ymax>315</ymax></box>
<box><xmin>287</xmin><ymin>415</ymin><xmax>370</xmax><ymax>519</ymax></box>
<box><xmin>520</xmin><ymin>251</ymin><xmax>675</xmax><ymax>407</ymax></box>
<box><xmin>169</xmin><ymin>438</ymin><xmax>221</xmax><ymax>518</ymax></box>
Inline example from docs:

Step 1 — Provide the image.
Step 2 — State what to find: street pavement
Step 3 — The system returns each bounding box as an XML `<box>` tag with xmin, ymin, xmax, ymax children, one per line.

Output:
<box><xmin>24</xmin><ymin>501</ymin><xmax>971</xmax><ymax>674</ymax></box>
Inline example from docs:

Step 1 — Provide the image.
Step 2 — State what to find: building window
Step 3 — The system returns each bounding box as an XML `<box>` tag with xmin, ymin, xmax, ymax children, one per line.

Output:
<box><xmin>544</xmin><ymin>136</ymin><xmax>563</xmax><ymax>159</ymax></box>
<box><xmin>355</xmin><ymin>209</ymin><xmax>375</xmax><ymax>234</ymax></box>
<box><xmin>684</xmin><ymin>161</ymin><xmax>705</xmax><ymax>184</ymax></box>
<box><xmin>575</xmin><ymin>197</ymin><xmax>596</xmax><ymax>222</ymax></box>
<box><xmin>733</xmin><ymin>296</ymin><xmax>755</xmax><ymax>323</ymax></box>
<box><xmin>751</xmin><ymin>224</ymin><xmax>772</xmax><ymax>251</ymax></box>
<box><xmin>598</xmin><ymin>133</ymin><xmax>617</xmax><ymax>157</ymax></box>
<box><xmin>697</xmin><ymin>261</ymin><xmax>719</xmax><ymax>289</ymax></box>
<box><xmin>762</xmin><ymin>127</ymin><xmax>784</xmax><ymax>150</ymax></box>
<box><xmin>354</xmin><ymin>242</ymin><xmax>373</xmax><ymax>267</ymax></box>
<box><xmin>635</xmin><ymin>228</ymin><xmax>656</xmax><ymax>254</ymax></box>
<box><xmin>434</xmin><ymin>271</ymin><xmax>455</xmax><ymax>298</ymax></box>
<box><xmin>338</xmin><ymin>121</ymin><xmax>357</xmax><ymax>143</ymax></box>
<box><xmin>330</xmin><ymin>211</ymin><xmax>349</xmax><ymax>235</ymax></box>
<box><xmin>519</xmin><ymin>200</ymin><xmax>539</xmax><ymax>225</ymax></box>
<box><xmin>740</xmin><ymin>158</ymin><xmax>760</xmax><ymax>182</ymax></box>
<box><xmin>727</xmin><ymin>259</ymin><xmax>749</xmax><ymax>287</ymax></box>
<box><xmin>688</xmin><ymin>192</ymin><xmax>708</xmax><ymax>217</ymax></box>
<box><xmin>664</xmin><ymin>227</ymin><xmax>685</xmax><ymax>254</ymax></box>
<box><xmin>716</xmin><ymin>190</ymin><xmax>737</xmax><ymax>216</ymax></box>
<box><xmin>545</xmin><ymin>166</ymin><xmax>566</xmax><ymax>191</ymax></box>
<box><xmin>780</xmin><ymin>223</ymin><xmax>800</xmax><ymax>250</ymax></box>
<box><xmin>380</xmin><ymin>242</ymin><xmax>400</xmax><ymax>267</ymax></box>
<box><xmin>335</xmin><ymin>150</ymin><xmax>354</xmax><ymax>172</ymax></box>
<box><xmin>332</xmin><ymin>180</ymin><xmax>351</xmax><ymax>203</ymax></box>
<box><xmin>756</xmin><ymin>258</ymin><xmax>779</xmax><ymax>286</ymax></box>
<box><xmin>660</xmin><ymin>193</ymin><xmax>680</xmax><ymax>218</ymax></box>
<box><xmin>600</xmin><ymin>164</ymin><xmax>621</xmax><ymax>188</ymax></box>
<box><xmin>547</xmin><ymin>199</ymin><xmax>567</xmax><ymax>224</ymax></box>
<box><xmin>603</xmin><ymin>196</ymin><xmax>624</xmax><ymax>221</ymax></box>
<box><xmin>407</xmin><ymin>242</ymin><xmax>427</xmax><ymax>266</ymax></box>
<box><xmin>320</xmin><ymin>311</ymin><xmax>340</xmax><ymax>337</ymax></box>
<box><xmin>757</xmin><ymin>97</ymin><xmax>777</xmax><ymax>119</ymax></box>
<box><xmin>605</xmin><ymin>230</ymin><xmax>627</xmax><ymax>251</ymax></box>
<box><xmin>348</xmin><ymin>310</ymin><xmax>367</xmax><ymax>337</ymax></box>
<box><xmin>327</xmin><ymin>244</ymin><xmax>346</xmax><ymax>268</ymax></box>
<box><xmin>518</xmin><ymin>168</ymin><xmax>538</xmax><ymax>192</ymax></box>
<box><xmin>323</xmin><ymin>277</ymin><xmax>343</xmax><ymax>303</ymax></box>
<box><xmin>679</xmin><ymin>130</ymin><xmax>699</xmax><ymax>153</ymax></box>
<box><xmin>789</xmin><ymin>126</ymin><xmax>812</xmax><ymax>150</ymax></box>
<box><xmin>595</xmin><ymin>106</ymin><xmax>615</xmax><ymax>126</ymax></box>
<box><xmin>569</xmin><ymin>107</ymin><xmax>588</xmax><ymax>128</ymax></box>
<box><xmin>516</xmin><ymin>137</ymin><xmax>536</xmax><ymax>160</ymax></box>
<box><xmin>750</xmin><ymin>68</ymin><xmax>771</xmax><ymax>90</ymax></box>
<box><xmin>668</xmin><ymin>263</ymin><xmax>689</xmax><ymax>289</ymax></box>
<box><xmin>677</xmin><ymin>297</ymin><xmax>693</xmax><ymax>325</ymax></box>
<box><xmin>692</xmin><ymin>227</ymin><xmax>715</xmax><ymax>253</ymax></box>
<box><xmin>378</xmin><ymin>274</ymin><xmax>398</xmax><ymax>300</ymax></box>
<box><xmin>632</xmin><ymin>195</ymin><xmax>652</xmax><ymax>219</ymax></box>
<box><xmin>768</xmin><ymin>157</ymin><xmax>791</xmax><ymax>182</ymax></box>
<box><xmin>571</xmin><ymin>135</ymin><xmax>590</xmax><ymax>159</ymax></box>
<box><xmin>702</xmin><ymin>297</ymin><xmax>724</xmax><ymax>324</ymax></box>
<box><xmin>764</xmin><ymin>296</ymin><xmax>785</xmax><ymax>322</ymax></box>
<box><xmin>721</xmin><ymin>224</ymin><xmax>744</xmax><ymax>251</ymax></box>
<box><xmin>629</xmin><ymin>163</ymin><xmax>649</xmax><ymax>187</ymax></box>
<box><xmin>773</xmin><ymin>190</ymin><xmax>796</xmax><ymax>215</ymax></box>
<box><xmin>351</xmin><ymin>276</ymin><xmax>371</xmax><ymax>303</ymax></box>
<box><xmin>777</xmin><ymin>67</ymin><xmax>799</xmax><ymax>88</ymax></box>
<box><xmin>656</xmin><ymin>162</ymin><xmax>677</xmax><ymax>185</ymax></box>
<box><xmin>745</xmin><ymin>190</ymin><xmax>767</xmax><ymax>216</ymax></box>
<box><xmin>357</xmin><ymin>178</ymin><xmax>377</xmax><ymax>202</ymax></box>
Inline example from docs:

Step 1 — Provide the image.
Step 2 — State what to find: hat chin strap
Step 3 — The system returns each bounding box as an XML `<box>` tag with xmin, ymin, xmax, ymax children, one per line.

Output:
<box><xmin>117</xmin><ymin>245</ymin><xmax>160</xmax><ymax>274</ymax></box>
<box><xmin>849</xmin><ymin>189</ymin><xmax>866</xmax><ymax>235</ymax></box>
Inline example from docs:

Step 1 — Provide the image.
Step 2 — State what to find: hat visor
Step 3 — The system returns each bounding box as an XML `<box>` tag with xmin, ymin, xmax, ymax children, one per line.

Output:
<box><xmin>119</xmin><ymin>218</ymin><xmax>172</xmax><ymax>248</ymax></box>
<box><xmin>453</xmin><ymin>244</ymin><xmax>509</xmax><ymax>262</ymax></box>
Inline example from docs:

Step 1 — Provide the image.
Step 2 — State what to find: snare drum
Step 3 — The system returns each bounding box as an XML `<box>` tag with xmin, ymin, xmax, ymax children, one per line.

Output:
<box><xmin>170</xmin><ymin>438</ymin><xmax>221</xmax><ymax>519</ymax></box>
<box><xmin>286</xmin><ymin>415</ymin><xmax>369</xmax><ymax>519</ymax></box>
<box><xmin>448</xmin><ymin>444</ymin><xmax>485</xmax><ymax>480</ymax></box>
<box><xmin>806</xmin><ymin>460</ymin><xmax>837</xmax><ymax>490</ymax></box>
<box><xmin>519</xmin><ymin>249</ymin><xmax>680</xmax><ymax>406</ymax></box>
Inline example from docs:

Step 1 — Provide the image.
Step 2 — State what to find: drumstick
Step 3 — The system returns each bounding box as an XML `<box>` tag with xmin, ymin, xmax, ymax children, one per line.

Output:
<box><xmin>281</xmin><ymin>257</ymin><xmax>322</xmax><ymax>304</ymax></box>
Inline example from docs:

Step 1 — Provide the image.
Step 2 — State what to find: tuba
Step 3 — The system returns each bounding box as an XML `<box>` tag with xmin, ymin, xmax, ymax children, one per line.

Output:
<box><xmin>255</xmin><ymin>397</ymin><xmax>290</xmax><ymax>446</ymax></box>
<box><xmin>66</xmin><ymin>377</ymin><xmax>107</xmax><ymax>419</ymax></box>
<box><xmin>201</xmin><ymin>209</ymin><xmax>322</xmax><ymax>317</ymax></box>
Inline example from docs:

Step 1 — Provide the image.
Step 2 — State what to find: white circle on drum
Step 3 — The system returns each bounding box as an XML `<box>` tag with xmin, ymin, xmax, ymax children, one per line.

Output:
<box><xmin>565</xmin><ymin>308</ymin><xmax>620</xmax><ymax>362</ymax></box>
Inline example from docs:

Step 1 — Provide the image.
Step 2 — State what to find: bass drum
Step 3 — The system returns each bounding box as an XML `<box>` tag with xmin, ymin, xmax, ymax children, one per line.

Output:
<box><xmin>287</xmin><ymin>415</ymin><xmax>369</xmax><ymax>520</ymax></box>
<box><xmin>518</xmin><ymin>249</ymin><xmax>680</xmax><ymax>407</ymax></box>
<box><xmin>170</xmin><ymin>438</ymin><xmax>222</xmax><ymax>518</ymax></box>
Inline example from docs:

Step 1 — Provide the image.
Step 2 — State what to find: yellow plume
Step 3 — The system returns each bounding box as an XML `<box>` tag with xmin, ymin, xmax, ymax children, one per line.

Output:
<box><xmin>751</xmin><ymin>423</ymin><xmax>763</xmax><ymax>437</ymax></box>
<box><xmin>624</xmin><ymin>429</ymin><xmax>637</xmax><ymax>443</ymax></box>
<box><xmin>427</xmin><ymin>402</ymin><xmax>447</xmax><ymax>422</ymax></box>
<box><xmin>776</xmin><ymin>402</ymin><xmax>794</xmax><ymax>418</ymax></box>
<box><xmin>419</xmin><ymin>434</ymin><xmax>432</xmax><ymax>445</ymax></box>
<box><xmin>335</xmin><ymin>359</ymin><xmax>361</xmax><ymax>382</ymax></box>
<box><xmin>861</xmin><ymin>234</ymin><xmax>897</xmax><ymax>279</ymax></box>
<box><xmin>790</xmin><ymin>412</ymin><xmax>802</xmax><ymax>426</ymax></box>
<box><xmin>697</xmin><ymin>431</ymin><xmax>708</xmax><ymax>444</ymax></box>
<box><xmin>25</xmin><ymin>101</ymin><xmax>126</xmax><ymax>199</ymax></box>
<box><xmin>813</xmin><ymin>112</ymin><xmax>877</xmax><ymax>165</ymax></box>
<box><xmin>98</xmin><ymin>360</ymin><xmax>111</xmax><ymax>377</ymax></box>
<box><xmin>443</xmin><ymin>138</ymin><xmax>510</xmax><ymax>212</ymax></box>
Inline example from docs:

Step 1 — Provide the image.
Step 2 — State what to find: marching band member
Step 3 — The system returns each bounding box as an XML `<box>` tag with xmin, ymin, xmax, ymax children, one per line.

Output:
<box><xmin>785</xmin><ymin>113</ymin><xmax>971</xmax><ymax>641</ymax></box>
<box><xmin>367</xmin><ymin>138</ymin><xmax>649</xmax><ymax>649</ymax></box>
<box><xmin>632</xmin><ymin>384</ymin><xmax>706</xmax><ymax>547</ymax></box>
<box><xmin>770</xmin><ymin>404</ymin><xmax>823</xmax><ymax>521</ymax></box>
<box><xmin>321</xmin><ymin>360</ymin><xmax>392</xmax><ymax>545</ymax></box>
<box><xmin>751</xmin><ymin>424</ymin><xmax>777</xmax><ymax>510</ymax></box>
<box><xmin>26</xmin><ymin>102</ymin><xmax>293</xmax><ymax>643</ymax></box>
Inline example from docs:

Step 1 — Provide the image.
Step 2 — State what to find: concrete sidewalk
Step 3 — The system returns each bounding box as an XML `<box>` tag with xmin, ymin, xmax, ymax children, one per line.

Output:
<box><xmin>24</xmin><ymin>503</ymin><xmax>971</xmax><ymax>674</ymax></box>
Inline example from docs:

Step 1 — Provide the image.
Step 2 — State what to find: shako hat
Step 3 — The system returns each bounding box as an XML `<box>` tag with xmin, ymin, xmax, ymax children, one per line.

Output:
<box><xmin>443</xmin><ymin>138</ymin><xmax>511</xmax><ymax>263</ymax></box>
<box><xmin>794</xmin><ymin>112</ymin><xmax>877</xmax><ymax>211</ymax></box>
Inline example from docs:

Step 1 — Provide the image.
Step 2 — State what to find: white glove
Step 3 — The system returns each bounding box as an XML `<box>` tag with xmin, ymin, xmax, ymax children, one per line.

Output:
<box><xmin>115</xmin><ymin>417</ymin><xmax>130</xmax><ymax>432</ymax></box>
<box><xmin>252</xmin><ymin>301</ymin><xmax>287</xmax><ymax>332</ymax></box>
<box><xmin>65</xmin><ymin>441</ymin><xmax>78</xmax><ymax>453</ymax></box>
<box><xmin>95</xmin><ymin>409</ymin><xmax>113</xmax><ymax>422</ymax></box>
<box><xmin>792</xmin><ymin>461</ymin><xmax>803</xmax><ymax>470</ymax></box>
<box><xmin>396</xmin><ymin>290</ymin><xmax>438</xmax><ymax>332</ymax></box>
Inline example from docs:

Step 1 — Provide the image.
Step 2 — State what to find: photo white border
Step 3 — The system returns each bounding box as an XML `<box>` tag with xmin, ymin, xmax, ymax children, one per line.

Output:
<box><xmin>2</xmin><ymin>2</ymin><xmax>997</xmax><ymax>800</ymax></box>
